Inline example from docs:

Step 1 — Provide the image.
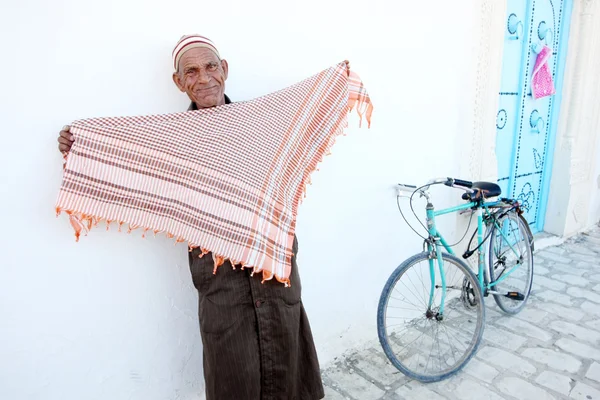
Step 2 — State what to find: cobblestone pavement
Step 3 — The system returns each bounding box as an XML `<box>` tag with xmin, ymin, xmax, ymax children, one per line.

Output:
<box><xmin>322</xmin><ymin>227</ymin><xmax>600</xmax><ymax>400</ymax></box>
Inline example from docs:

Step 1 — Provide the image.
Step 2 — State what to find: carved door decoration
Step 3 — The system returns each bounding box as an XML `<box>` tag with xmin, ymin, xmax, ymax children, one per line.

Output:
<box><xmin>495</xmin><ymin>0</ymin><xmax>572</xmax><ymax>233</ymax></box>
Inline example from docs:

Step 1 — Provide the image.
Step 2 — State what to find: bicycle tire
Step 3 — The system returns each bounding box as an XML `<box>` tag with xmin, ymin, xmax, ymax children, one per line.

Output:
<box><xmin>377</xmin><ymin>252</ymin><xmax>485</xmax><ymax>382</ymax></box>
<box><xmin>518</xmin><ymin>212</ymin><xmax>535</xmax><ymax>252</ymax></box>
<box><xmin>488</xmin><ymin>210</ymin><xmax>534</xmax><ymax>314</ymax></box>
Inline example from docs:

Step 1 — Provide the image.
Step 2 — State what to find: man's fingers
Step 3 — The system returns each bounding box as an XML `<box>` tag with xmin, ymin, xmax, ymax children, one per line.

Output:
<box><xmin>58</xmin><ymin>136</ymin><xmax>72</xmax><ymax>146</ymax></box>
<box><xmin>57</xmin><ymin>125</ymin><xmax>73</xmax><ymax>155</ymax></box>
<box><xmin>59</xmin><ymin>132</ymin><xmax>74</xmax><ymax>141</ymax></box>
<box><xmin>59</xmin><ymin>130</ymin><xmax>74</xmax><ymax>141</ymax></box>
<box><xmin>343</xmin><ymin>60</ymin><xmax>351</xmax><ymax>76</ymax></box>
<box><xmin>58</xmin><ymin>143</ymin><xmax>71</xmax><ymax>152</ymax></box>
<box><xmin>60</xmin><ymin>125</ymin><xmax>74</xmax><ymax>141</ymax></box>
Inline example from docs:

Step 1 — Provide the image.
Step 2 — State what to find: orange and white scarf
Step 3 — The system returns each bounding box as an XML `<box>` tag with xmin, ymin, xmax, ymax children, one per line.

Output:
<box><xmin>55</xmin><ymin>61</ymin><xmax>373</xmax><ymax>286</ymax></box>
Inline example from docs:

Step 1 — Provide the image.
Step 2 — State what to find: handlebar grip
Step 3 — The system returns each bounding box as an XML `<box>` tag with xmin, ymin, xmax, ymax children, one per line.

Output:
<box><xmin>453</xmin><ymin>178</ymin><xmax>473</xmax><ymax>188</ymax></box>
<box><xmin>398</xmin><ymin>183</ymin><xmax>417</xmax><ymax>189</ymax></box>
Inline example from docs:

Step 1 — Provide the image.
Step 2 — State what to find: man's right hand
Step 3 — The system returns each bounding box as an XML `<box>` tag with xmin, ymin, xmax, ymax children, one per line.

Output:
<box><xmin>57</xmin><ymin>125</ymin><xmax>74</xmax><ymax>155</ymax></box>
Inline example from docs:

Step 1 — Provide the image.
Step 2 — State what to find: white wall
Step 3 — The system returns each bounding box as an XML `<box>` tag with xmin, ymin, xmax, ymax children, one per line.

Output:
<box><xmin>544</xmin><ymin>0</ymin><xmax>600</xmax><ymax>237</ymax></box>
<box><xmin>588</xmin><ymin>133</ymin><xmax>600</xmax><ymax>227</ymax></box>
<box><xmin>0</xmin><ymin>0</ymin><xmax>477</xmax><ymax>398</ymax></box>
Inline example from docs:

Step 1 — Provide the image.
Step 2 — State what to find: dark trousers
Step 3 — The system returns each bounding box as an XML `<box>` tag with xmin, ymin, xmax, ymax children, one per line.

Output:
<box><xmin>188</xmin><ymin>237</ymin><xmax>324</xmax><ymax>400</ymax></box>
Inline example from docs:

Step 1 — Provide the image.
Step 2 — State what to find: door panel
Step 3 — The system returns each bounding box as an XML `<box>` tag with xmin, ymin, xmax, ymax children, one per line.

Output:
<box><xmin>495</xmin><ymin>0</ymin><xmax>571</xmax><ymax>233</ymax></box>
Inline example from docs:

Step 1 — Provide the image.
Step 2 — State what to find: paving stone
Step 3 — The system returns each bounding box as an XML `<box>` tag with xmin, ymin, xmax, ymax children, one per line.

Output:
<box><xmin>482</xmin><ymin>324</ymin><xmax>528</xmax><ymax>351</ymax></box>
<box><xmin>586</xmin><ymin>362</ymin><xmax>600</xmax><ymax>383</ymax></box>
<box><xmin>496</xmin><ymin>317</ymin><xmax>553</xmax><ymax>342</ymax></box>
<box><xmin>531</xmin><ymin>283</ymin><xmax>544</xmax><ymax>293</ymax></box>
<box><xmin>549</xmin><ymin>320</ymin><xmax>600</xmax><ymax>344</ymax></box>
<box><xmin>536</xmin><ymin>256</ymin><xmax>552</xmax><ymax>266</ymax></box>
<box><xmin>323</xmin><ymin>386</ymin><xmax>348</xmax><ymax>400</ymax></box>
<box><xmin>534</xmin><ymin>290</ymin><xmax>574</xmax><ymax>306</ymax></box>
<box><xmin>570</xmin><ymin>381</ymin><xmax>600</xmax><ymax>400</ymax></box>
<box><xmin>476</xmin><ymin>346</ymin><xmax>537</xmax><ymax>377</ymax></box>
<box><xmin>535</xmin><ymin>265</ymin><xmax>550</xmax><ymax>275</ymax></box>
<box><xmin>395</xmin><ymin>382</ymin><xmax>446</xmax><ymax>399</ymax></box>
<box><xmin>354</xmin><ymin>350</ymin><xmax>405</xmax><ymax>386</ymax></box>
<box><xmin>484</xmin><ymin>306</ymin><xmax>504</xmax><ymax>319</ymax></box>
<box><xmin>555</xmin><ymin>338</ymin><xmax>600</xmax><ymax>361</ymax></box>
<box><xmin>449</xmin><ymin>378</ymin><xmax>504</xmax><ymax>400</ymax></box>
<box><xmin>552</xmin><ymin>274</ymin><xmax>589</xmax><ymax>287</ymax></box>
<box><xmin>534</xmin><ymin>276</ymin><xmax>567</xmax><ymax>291</ymax></box>
<box><xmin>590</xmin><ymin>274</ymin><xmax>600</xmax><ymax>283</ymax></box>
<box><xmin>513</xmin><ymin>307</ymin><xmax>549</xmax><ymax>324</ymax></box>
<box><xmin>563</xmin><ymin>244</ymin><xmax>598</xmax><ymax>256</ymax></box>
<box><xmin>496</xmin><ymin>376</ymin><xmax>555</xmax><ymax>400</ymax></box>
<box><xmin>566</xmin><ymin>253</ymin><xmax>598</xmax><ymax>263</ymax></box>
<box><xmin>549</xmin><ymin>264</ymin><xmax>587</xmax><ymax>277</ymax></box>
<box><xmin>325</xmin><ymin>368</ymin><xmax>385</xmax><ymax>400</ymax></box>
<box><xmin>582</xmin><ymin>301</ymin><xmax>600</xmax><ymax>317</ymax></box>
<box><xmin>582</xmin><ymin>234</ymin><xmax>600</xmax><ymax>243</ymax></box>
<box><xmin>463</xmin><ymin>357</ymin><xmax>499</xmax><ymax>384</ymax></box>
<box><xmin>578</xmin><ymin>256</ymin><xmax>600</xmax><ymax>265</ymax></box>
<box><xmin>521</xmin><ymin>347</ymin><xmax>582</xmax><ymax>373</ymax></box>
<box><xmin>586</xmin><ymin>320</ymin><xmax>600</xmax><ymax>331</ymax></box>
<box><xmin>543</xmin><ymin>247</ymin><xmax>567</xmax><ymax>256</ymax></box>
<box><xmin>535</xmin><ymin>370</ymin><xmax>574</xmax><ymax>397</ymax></box>
<box><xmin>576</xmin><ymin>262</ymin><xmax>598</xmax><ymax>271</ymax></box>
<box><xmin>537</xmin><ymin>252</ymin><xmax>572</xmax><ymax>264</ymax></box>
<box><xmin>533</xmin><ymin>301</ymin><xmax>584</xmax><ymax>321</ymax></box>
<box><xmin>593</xmin><ymin>283</ymin><xmax>600</xmax><ymax>293</ymax></box>
<box><xmin>567</xmin><ymin>287</ymin><xmax>600</xmax><ymax>304</ymax></box>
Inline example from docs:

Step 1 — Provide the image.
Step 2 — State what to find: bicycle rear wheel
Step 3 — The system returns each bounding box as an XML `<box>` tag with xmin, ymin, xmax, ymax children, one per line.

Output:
<box><xmin>488</xmin><ymin>210</ymin><xmax>534</xmax><ymax>314</ymax></box>
<box><xmin>377</xmin><ymin>252</ymin><xmax>485</xmax><ymax>382</ymax></box>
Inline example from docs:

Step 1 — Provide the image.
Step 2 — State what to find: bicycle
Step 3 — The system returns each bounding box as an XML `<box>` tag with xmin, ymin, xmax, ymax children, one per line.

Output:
<box><xmin>377</xmin><ymin>177</ymin><xmax>534</xmax><ymax>382</ymax></box>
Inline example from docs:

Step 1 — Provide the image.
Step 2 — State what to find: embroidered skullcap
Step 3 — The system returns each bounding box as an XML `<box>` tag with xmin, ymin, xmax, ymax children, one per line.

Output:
<box><xmin>172</xmin><ymin>34</ymin><xmax>220</xmax><ymax>71</ymax></box>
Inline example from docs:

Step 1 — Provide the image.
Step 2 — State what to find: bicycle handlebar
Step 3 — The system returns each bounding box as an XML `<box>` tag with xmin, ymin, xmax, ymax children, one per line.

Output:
<box><xmin>397</xmin><ymin>177</ymin><xmax>475</xmax><ymax>195</ymax></box>
<box><xmin>445</xmin><ymin>178</ymin><xmax>473</xmax><ymax>188</ymax></box>
<box><xmin>396</xmin><ymin>183</ymin><xmax>417</xmax><ymax>193</ymax></box>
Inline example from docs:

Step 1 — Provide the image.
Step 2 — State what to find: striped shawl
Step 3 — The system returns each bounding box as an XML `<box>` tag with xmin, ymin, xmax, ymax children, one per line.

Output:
<box><xmin>55</xmin><ymin>61</ymin><xmax>373</xmax><ymax>285</ymax></box>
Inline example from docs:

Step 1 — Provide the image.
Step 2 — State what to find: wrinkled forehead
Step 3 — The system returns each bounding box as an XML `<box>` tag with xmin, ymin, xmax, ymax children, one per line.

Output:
<box><xmin>172</xmin><ymin>34</ymin><xmax>220</xmax><ymax>71</ymax></box>
<box><xmin>179</xmin><ymin>47</ymin><xmax>221</xmax><ymax>68</ymax></box>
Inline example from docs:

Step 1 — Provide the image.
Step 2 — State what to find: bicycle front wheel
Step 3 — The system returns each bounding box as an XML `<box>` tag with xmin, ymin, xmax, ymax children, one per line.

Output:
<box><xmin>488</xmin><ymin>210</ymin><xmax>534</xmax><ymax>314</ymax></box>
<box><xmin>377</xmin><ymin>252</ymin><xmax>485</xmax><ymax>382</ymax></box>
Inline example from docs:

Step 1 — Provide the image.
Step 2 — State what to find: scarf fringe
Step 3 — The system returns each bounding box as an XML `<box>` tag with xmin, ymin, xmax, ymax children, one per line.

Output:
<box><xmin>55</xmin><ymin>206</ymin><xmax>291</xmax><ymax>287</ymax></box>
<box><xmin>297</xmin><ymin>76</ymin><xmax>373</xmax><ymax>203</ymax></box>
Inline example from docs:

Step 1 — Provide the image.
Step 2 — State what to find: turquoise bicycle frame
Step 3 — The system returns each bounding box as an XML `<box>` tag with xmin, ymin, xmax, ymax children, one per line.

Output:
<box><xmin>425</xmin><ymin>199</ymin><xmax>521</xmax><ymax>315</ymax></box>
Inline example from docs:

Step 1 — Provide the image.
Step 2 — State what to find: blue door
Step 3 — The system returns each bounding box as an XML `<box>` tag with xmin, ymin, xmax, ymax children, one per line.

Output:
<box><xmin>495</xmin><ymin>0</ymin><xmax>572</xmax><ymax>233</ymax></box>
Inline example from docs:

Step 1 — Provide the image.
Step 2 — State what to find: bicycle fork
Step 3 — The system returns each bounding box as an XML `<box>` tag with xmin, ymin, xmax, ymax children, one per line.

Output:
<box><xmin>425</xmin><ymin>205</ymin><xmax>486</xmax><ymax>319</ymax></box>
<box><xmin>425</xmin><ymin>204</ymin><xmax>447</xmax><ymax>320</ymax></box>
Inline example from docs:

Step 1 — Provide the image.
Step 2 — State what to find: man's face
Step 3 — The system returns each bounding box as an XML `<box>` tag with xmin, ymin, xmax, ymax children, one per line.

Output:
<box><xmin>173</xmin><ymin>47</ymin><xmax>229</xmax><ymax>109</ymax></box>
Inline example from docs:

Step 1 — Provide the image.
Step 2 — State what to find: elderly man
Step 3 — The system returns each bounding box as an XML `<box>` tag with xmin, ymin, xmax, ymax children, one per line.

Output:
<box><xmin>57</xmin><ymin>34</ymin><xmax>326</xmax><ymax>400</ymax></box>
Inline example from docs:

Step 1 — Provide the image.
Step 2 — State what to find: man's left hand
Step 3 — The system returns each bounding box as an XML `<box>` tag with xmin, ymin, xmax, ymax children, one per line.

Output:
<box><xmin>343</xmin><ymin>60</ymin><xmax>351</xmax><ymax>75</ymax></box>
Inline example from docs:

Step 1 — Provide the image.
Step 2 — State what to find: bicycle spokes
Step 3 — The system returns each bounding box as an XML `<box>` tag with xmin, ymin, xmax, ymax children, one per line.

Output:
<box><xmin>378</xmin><ymin>253</ymin><xmax>485</xmax><ymax>381</ymax></box>
<box><xmin>488</xmin><ymin>212</ymin><xmax>533</xmax><ymax>313</ymax></box>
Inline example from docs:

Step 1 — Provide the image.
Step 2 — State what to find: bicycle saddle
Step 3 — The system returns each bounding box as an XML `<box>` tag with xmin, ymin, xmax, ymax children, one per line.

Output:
<box><xmin>462</xmin><ymin>181</ymin><xmax>502</xmax><ymax>200</ymax></box>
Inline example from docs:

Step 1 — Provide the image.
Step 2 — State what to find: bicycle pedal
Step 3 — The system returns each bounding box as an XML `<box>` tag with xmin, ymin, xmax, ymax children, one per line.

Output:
<box><xmin>505</xmin><ymin>291</ymin><xmax>525</xmax><ymax>301</ymax></box>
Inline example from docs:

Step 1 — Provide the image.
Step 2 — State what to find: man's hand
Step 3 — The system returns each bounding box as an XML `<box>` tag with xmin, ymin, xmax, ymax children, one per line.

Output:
<box><xmin>57</xmin><ymin>125</ymin><xmax>74</xmax><ymax>156</ymax></box>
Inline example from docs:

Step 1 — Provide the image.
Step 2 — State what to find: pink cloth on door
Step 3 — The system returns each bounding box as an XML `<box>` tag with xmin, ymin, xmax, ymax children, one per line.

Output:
<box><xmin>532</xmin><ymin>45</ymin><xmax>556</xmax><ymax>99</ymax></box>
